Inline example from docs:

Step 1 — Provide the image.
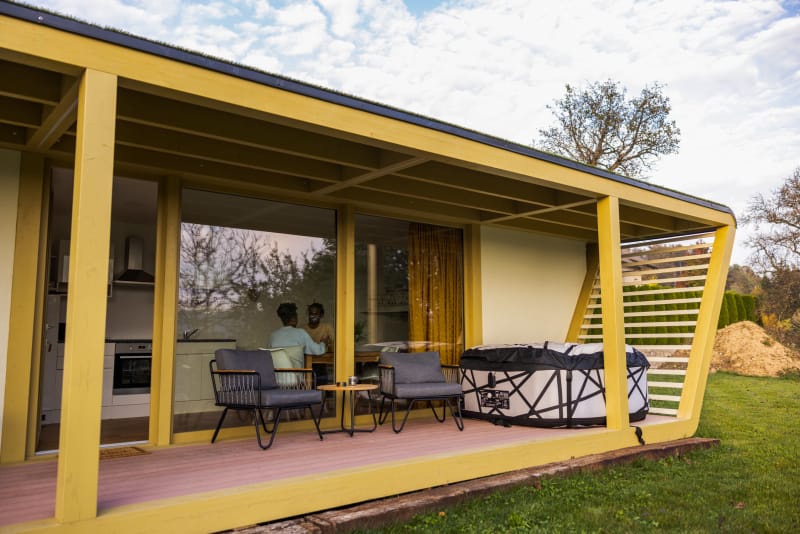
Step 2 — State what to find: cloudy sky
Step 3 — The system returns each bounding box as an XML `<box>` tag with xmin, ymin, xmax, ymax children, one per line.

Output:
<box><xmin>23</xmin><ymin>0</ymin><xmax>800</xmax><ymax>264</ymax></box>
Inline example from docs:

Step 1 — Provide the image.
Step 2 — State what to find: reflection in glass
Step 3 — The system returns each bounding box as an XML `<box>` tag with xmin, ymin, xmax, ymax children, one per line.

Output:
<box><xmin>174</xmin><ymin>189</ymin><xmax>336</xmax><ymax>434</ymax></box>
<box><xmin>354</xmin><ymin>215</ymin><xmax>465</xmax><ymax>383</ymax></box>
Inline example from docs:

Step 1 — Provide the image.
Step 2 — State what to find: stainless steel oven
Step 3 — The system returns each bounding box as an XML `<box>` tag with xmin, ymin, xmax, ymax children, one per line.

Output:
<box><xmin>112</xmin><ymin>341</ymin><xmax>152</xmax><ymax>395</ymax></box>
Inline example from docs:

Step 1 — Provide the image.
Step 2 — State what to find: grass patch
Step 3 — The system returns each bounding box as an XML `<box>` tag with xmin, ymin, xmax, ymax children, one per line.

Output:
<box><xmin>357</xmin><ymin>372</ymin><xmax>800</xmax><ymax>533</ymax></box>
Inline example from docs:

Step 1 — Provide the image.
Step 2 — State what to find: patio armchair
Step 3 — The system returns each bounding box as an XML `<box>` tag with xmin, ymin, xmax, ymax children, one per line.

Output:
<box><xmin>209</xmin><ymin>348</ymin><xmax>324</xmax><ymax>449</ymax></box>
<box><xmin>378</xmin><ymin>351</ymin><xmax>464</xmax><ymax>433</ymax></box>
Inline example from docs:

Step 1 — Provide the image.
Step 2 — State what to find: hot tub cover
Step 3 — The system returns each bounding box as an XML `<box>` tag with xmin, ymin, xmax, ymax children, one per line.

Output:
<box><xmin>460</xmin><ymin>342</ymin><xmax>650</xmax><ymax>371</ymax></box>
<box><xmin>459</xmin><ymin>342</ymin><xmax>650</xmax><ymax>427</ymax></box>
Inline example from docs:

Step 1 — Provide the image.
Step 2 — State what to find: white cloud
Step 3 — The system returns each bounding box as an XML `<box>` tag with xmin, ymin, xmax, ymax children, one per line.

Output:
<box><xmin>21</xmin><ymin>0</ymin><xmax>800</xmax><ymax>265</ymax></box>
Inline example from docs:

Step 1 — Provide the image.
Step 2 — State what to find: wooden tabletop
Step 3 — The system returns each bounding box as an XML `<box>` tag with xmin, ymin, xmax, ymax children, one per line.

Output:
<box><xmin>304</xmin><ymin>351</ymin><xmax>381</xmax><ymax>368</ymax></box>
<box><xmin>317</xmin><ymin>383</ymin><xmax>378</xmax><ymax>392</ymax></box>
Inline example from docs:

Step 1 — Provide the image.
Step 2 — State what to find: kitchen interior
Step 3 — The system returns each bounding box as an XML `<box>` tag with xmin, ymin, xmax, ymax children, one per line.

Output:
<box><xmin>38</xmin><ymin>170</ymin><xmax>159</xmax><ymax>452</ymax></box>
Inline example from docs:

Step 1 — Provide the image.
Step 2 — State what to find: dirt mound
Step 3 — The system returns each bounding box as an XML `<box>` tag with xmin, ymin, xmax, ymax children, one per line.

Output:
<box><xmin>711</xmin><ymin>321</ymin><xmax>800</xmax><ymax>377</ymax></box>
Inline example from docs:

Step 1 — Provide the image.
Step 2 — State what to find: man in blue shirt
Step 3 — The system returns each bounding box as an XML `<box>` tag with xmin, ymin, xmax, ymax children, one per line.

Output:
<box><xmin>269</xmin><ymin>302</ymin><xmax>327</xmax><ymax>355</ymax></box>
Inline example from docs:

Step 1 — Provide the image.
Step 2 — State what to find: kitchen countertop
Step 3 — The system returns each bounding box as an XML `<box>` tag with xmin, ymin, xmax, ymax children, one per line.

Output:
<box><xmin>176</xmin><ymin>338</ymin><xmax>236</xmax><ymax>343</ymax></box>
<box><xmin>103</xmin><ymin>338</ymin><xmax>236</xmax><ymax>343</ymax></box>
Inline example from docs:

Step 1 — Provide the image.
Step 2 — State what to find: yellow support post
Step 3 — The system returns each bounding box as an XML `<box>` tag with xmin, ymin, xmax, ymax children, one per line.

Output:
<box><xmin>463</xmin><ymin>224</ymin><xmax>483</xmax><ymax>348</ymax></box>
<box><xmin>678</xmin><ymin>224</ymin><xmax>735</xmax><ymax>423</ymax></box>
<box><xmin>565</xmin><ymin>243</ymin><xmax>599</xmax><ymax>343</ymax></box>
<box><xmin>54</xmin><ymin>69</ymin><xmax>117</xmax><ymax>522</ymax></box>
<box><xmin>151</xmin><ymin>177</ymin><xmax>181</xmax><ymax>446</ymax></box>
<box><xmin>1</xmin><ymin>153</ymin><xmax>44</xmax><ymax>464</ymax></box>
<box><xmin>596</xmin><ymin>197</ymin><xmax>628</xmax><ymax>430</ymax></box>
<box><xmin>335</xmin><ymin>206</ymin><xmax>355</xmax><ymax>381</ymax></box>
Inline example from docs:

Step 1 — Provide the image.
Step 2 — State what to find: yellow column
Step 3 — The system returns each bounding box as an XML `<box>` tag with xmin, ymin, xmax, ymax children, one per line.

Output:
<box><xmin>678</xmin><ymin>224</ymin><xmax>735</xmax><ymax>422</ymax></box>
<box><xmin>151</xmin><ymin>177</ymin><xmax>181</xmax><ymax>446</ymax></box>
<box><xmin>596</xmin><ymin>197</ymin><xmax>628</xmax><ymax>430</ymax></box>
<box><xmin>335</xmin><ymin>205</ymin><xmax>355</xmax><ymax>383</ymax></box>
<box><xmin>565</xmin><ymin>243</ymin><xmax>599</xmax><ymax>343</ymax></box>
<box><xmin>1</xmin><ymin>153</ymin><xmax>45</xmax><ymax>464</ymax></box>
<box><xmin>55</xmin><ymin>69</ymin><xmax>117</xmax><ymax>522</ymax></box>
<box><xmin>463</xmin><ymin>224</ymin><xmax>483</xmax><ymax>348</ymax></box>
<box><xmin>334</xmin><ymin>206</ymin><xmax>355</xmax><ymax>425</ymax></box>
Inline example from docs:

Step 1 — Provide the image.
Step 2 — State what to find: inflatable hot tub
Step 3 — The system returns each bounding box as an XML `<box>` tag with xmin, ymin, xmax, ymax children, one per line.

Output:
<box><xmin>459</xmin><ymin>342</ymin><xmax>650</xmax><ymax>427</ymax></box>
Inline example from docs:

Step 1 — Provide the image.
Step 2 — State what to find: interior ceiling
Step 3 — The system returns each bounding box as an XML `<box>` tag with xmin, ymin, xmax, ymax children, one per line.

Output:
<box><xmin>0</xmin><ymin>54</ymin><xmax>719</xmax><ymax>243</ymax></box>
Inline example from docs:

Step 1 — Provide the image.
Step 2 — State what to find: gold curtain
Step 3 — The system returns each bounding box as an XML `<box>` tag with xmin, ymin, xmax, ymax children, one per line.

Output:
<box><xmin>407</xmin><ymin>223</ymin><xmax>464</xmax><ymax>364</ymax></box>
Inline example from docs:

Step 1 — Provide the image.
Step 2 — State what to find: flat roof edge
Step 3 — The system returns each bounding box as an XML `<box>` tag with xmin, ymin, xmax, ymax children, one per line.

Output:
<box><xmin>2</xmin><ymin>1</ymin><xmax>735</xmax><ymax>219</ymax></box>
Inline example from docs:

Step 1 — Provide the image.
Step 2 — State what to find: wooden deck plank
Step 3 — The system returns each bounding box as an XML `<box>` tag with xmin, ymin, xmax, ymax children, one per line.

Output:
<box><xmin>0</xmin><ymin>415</ymin><xmax>671</xmax><ymax>527</ymax></box>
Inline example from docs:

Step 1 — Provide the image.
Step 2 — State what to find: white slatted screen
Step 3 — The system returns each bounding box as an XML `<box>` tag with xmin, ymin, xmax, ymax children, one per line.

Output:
<box><xmin>579</xmin><ymin>232</ymin><xmax>716</xmax><ymax>416</ymax></box>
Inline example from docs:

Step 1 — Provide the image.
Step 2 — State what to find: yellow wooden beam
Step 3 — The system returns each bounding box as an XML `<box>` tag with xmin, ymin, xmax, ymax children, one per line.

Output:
<box><xmin>115</xmin><ymin>87</ymin><xmax>382</xmax><ymax>170</ymax></box>
<box><xmin>362</xmin><ymin>175</ymin><xmax>522</xmax><ymax>214</ymax></box>
<box><xmin>26</xmin><ymin>79</ymin><xmax>79</xmax><ymax>151</ymax></box>
<box><xmin>565</xmin><ymin>243</ymin><xmax>599</xmax><ymax>343</ymax></box>
<box><xmin>596</xmin><ymin>196</ymin><xmax>628</xmax><ymax>430</ymax></box>
<box><xmin>312</xmin><ymin>155</ymin><xmax>426</xmax><ymax>195</ymax></box>
<box><xmin>54</xmin><ymin>68</ymin><xmax>117</xmax><ymax>522</ymax></box>
<box><xmin>151</xmin><ymin>176</ymin><xmax>181</xmax><ymax>447</ymax></box>
<box><xmin>463</xmin><ymin>224</ymin><xmax>483</xmax><ymax>348</ymax></box>
<box><xmin>333</xmin><ymin>205</ymin><xmax>355</xmax><ymax>427</ymax></box>
<box><xmin>0</xmin><ymin>58</ymin><xmax>63</xmax><ymax>104</ymax></box>
<box><xmin>678</xmin><ymin>224</ymin><xmax>735</xmax><ymax>424</ymax></box>
<box><xmin>114</xmin><ymin>121</ymin><xmax>343</xmax><ymax>182</ymax></box>
<box><xmin>0</xmin><ymin>19</ymin><xmax>735</xmax><ymax>232</ymax></box>
<box><xmin>1</xmin><ymin>152</ymin><xmax>44</xmax><ymax>464</ymax></box>
<box><xmin>335</xmin><ymin>205</ymin><xmax>355</xmax><ymax>382</ymax></box>
<box><xmin>24</xmin><ymin>161</ymin><xmax>52</xmax><ymax>460</ymax></box>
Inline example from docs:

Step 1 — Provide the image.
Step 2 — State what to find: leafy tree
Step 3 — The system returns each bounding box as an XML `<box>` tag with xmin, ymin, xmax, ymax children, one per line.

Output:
<box><xmin>744</xmin><ymin>167</ymin><xmax>800</xmax><ymax>346</ymax></box>
<box><xmin>744</xmin><ymin>167</ymin><xmax>800</xmax><ymax>274</ymax></box>
<box><xmin>535</xmin><ymin>79</ymin><xmax>680</xmax><ymax>180</ymax></box>
<box><xmin>758</xmin><ymin>270</ymin><xmax>800</xmax><ymax>323</ymax></box>
<box><xmin>726</xmin><ymin>264</ymin><xmax>759</xmax><ymax>294</ymax></box>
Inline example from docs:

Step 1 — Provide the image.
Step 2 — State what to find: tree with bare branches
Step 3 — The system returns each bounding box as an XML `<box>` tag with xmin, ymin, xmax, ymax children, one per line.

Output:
<box><xmin>744</xmin><ymin>167</ymin><xmax>800</xmax><ymax>274</ymax></box>
<box><xmin>535</xmin><ymin>80</ymin><xmax>681</xmax><ymax>180</ymax></box>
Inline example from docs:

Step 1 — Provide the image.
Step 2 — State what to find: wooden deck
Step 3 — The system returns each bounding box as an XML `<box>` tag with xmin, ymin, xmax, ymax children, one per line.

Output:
<box><xmin>0</xmin><ymin>414</ymin><xmax>671</xmax><ymax>528</ymax></box>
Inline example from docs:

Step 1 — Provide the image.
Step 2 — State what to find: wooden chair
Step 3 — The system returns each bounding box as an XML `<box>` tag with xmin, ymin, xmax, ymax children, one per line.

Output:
<box><xmin>378</xmin><ymin>351</ymin><xmax>464</xmax><ymax>433</ymax></box>
<box><xmin>209</xmin><ymin>348</ymin><xmax>324</xmax><ymax>449</ymax></box>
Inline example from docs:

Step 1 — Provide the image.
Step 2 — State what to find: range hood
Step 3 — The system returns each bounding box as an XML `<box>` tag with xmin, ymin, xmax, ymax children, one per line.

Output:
<box><xmin>115</xmin><ymin>236</ymin><xmax>154</xmax><ymax>285</ymax></box>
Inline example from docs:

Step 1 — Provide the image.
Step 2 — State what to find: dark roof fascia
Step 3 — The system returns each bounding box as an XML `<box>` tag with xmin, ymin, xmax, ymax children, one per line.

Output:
<box><xmin>1</xmin><ymin>1</ymin><xmax>734</xmax><ymax>219</ymax></box>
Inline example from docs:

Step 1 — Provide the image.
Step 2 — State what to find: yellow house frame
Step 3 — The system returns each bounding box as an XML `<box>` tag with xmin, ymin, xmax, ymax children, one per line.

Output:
<box><xmin>0</xmin><ymin>2</ymin><xmax>735</xmax><ymax>532</ymax></box>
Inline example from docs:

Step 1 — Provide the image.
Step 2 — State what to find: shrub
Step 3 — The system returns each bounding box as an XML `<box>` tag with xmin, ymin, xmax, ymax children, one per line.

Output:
<box><xmin>725</xmin><ymin>292</ymin><xmax>739</xmax><ymax>324</ymax></box>
<box><xmin>717</xmin><ymin>294</ymin><xmax>729</xmax><ymax>329</ymax></box>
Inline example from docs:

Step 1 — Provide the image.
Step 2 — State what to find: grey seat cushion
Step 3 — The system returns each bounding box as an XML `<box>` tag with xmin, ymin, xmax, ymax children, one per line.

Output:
<box><xmin>394</xmin><ymin>382</ymin><xmax>462</xmax><ymax>399</ymax></box>
<box><xmin>216</xmin><ymin>348</ymin><xmax>278</xmax><ymax>389</ymax></box>
<box><xmin>380</xmin><ymin>352</ymin><xmax>445</xmax><ymax>384</ymax></box>
<box><xmin>261</xmin><ymin>388</ymin><xmax>323</xmax><ymax>408</ymax></box>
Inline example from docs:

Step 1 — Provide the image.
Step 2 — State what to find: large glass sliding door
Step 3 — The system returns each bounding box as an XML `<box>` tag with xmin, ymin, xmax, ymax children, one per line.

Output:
<box><xmin>174</xmin><ymin>189</ymin><xmax>336</xmax><ymax>433</ymax></box>
<box><xmin>354</xmin><ymin>215</ymin><xmax>465</xmax><ymax>369</ymax></box>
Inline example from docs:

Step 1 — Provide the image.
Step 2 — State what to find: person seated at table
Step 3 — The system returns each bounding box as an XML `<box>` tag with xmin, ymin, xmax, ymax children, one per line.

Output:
<box><xmin>302</xmin><ymin>302</ymin><xmax>334</xmax><ymax>352</ymax></box>
<box><xmin>269</xmin><ymin>302</ymin><xmax>327</xmax><ymax>356</ymax></box>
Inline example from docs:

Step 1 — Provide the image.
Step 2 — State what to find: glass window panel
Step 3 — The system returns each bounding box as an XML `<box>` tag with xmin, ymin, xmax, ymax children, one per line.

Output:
<box><xmin>354</xmin><ymin>215</ymin><xmax>464</xmax><ymax>375</ymax></box>
<box><xmin>174</xmin><ymin>189</ymin><xmax>336</xmax><ymax>434</ymax></box>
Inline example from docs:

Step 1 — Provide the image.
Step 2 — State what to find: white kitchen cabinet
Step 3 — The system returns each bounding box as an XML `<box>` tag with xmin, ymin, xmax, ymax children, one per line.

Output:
<box><xmin>174</xmin><ymin>340</ymin><xmax>235</xmax><ymax>414</ymax></box>
<box><xmin>41</xmin><ymin>342</ymin><xmax>115</xmax><ymax>424</ymax></box>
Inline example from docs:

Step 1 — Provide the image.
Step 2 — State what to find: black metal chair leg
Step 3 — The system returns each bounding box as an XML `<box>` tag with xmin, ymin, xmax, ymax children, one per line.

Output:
<box><xmin>448</xmin><ymin>398</ymin><xmax>464</xmax><ymax>431</ymax></box>
<box><xmin>430</xmin><ymin>400</ymin><xmax>447</xmax><ymax>423</ymax></box>
<box><xmin>308</xmin><ymin>404</ymin><xmax>324</xmax><ymax>440</ymax></box>
<box><xmin>211</xmin><ymin>407</ymin><xmax>229</xmax><ymax>443</ymax></box>
<box><xmin>391</xmin><ymin>399</ymin><xmax>416</xmax><ymax>433</ymax></box>
<box><xmin>378</xmin><ymin>395</ymin><xmax>390</xmax><ymax>425</ymax></box>
<box><xmin>254</xmin><ymin>407</ymin><xmax>281</xmax><ymax>450</ymax></box>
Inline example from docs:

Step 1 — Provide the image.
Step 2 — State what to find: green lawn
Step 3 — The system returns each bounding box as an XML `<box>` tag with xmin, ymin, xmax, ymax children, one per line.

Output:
<box><xmin>358</xmin><ymin>372</ymin><xmax>800</xmax><ymax>533</ymax></box>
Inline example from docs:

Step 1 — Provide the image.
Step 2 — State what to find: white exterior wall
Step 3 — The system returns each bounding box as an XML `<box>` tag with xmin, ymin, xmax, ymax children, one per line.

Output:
<box><xmin>0</xmin><ymin>149</ymin><xmax>22</xmax><ymax>445</ymax></box>
<box><xmin>480</xmin><ymin>226</ymin><xmax>587</xmax><ymax>344</ymax></box>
